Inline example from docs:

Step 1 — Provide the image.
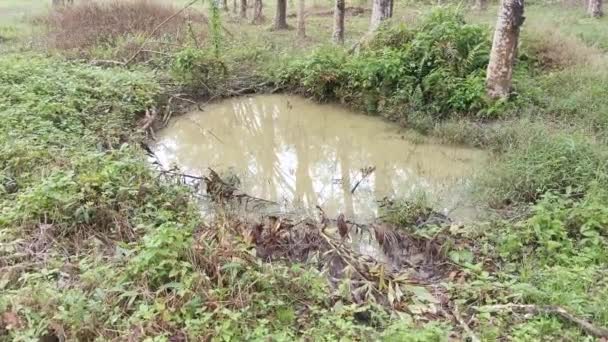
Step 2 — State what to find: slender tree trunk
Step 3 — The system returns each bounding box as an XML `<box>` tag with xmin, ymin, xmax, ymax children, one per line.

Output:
<box><xmin>297</xmin><ymin>0</ymin><xmax>306</xmax><ymax>37</ymax></box>
<box><xmin>333</xmin><ymin>0</ymin><xmax>345</xmax><ymax>43</ymax></box>
<box><xmin>274</xmin><ymin>0</ymin><xmax>289</xmax><ymax>29</ymax></box>
<box><xmin>486</xmin><ymin>0</ymin><xmax>525</xmax><ymax>99</ymax></box>
<box><xmin>588</xmin><ymin>0</ymin><xmax>603</xmax><ymax>17</ymax></box>
<box><xmin>475</xmin><ymin>0</ymin><xmax>488</xmax><ymax>10</ymax></box>
<box><xmin>369</xmin><ymin>0</ymin><xmax>391</xmax><ymax>31</ymax></box>
<box><xmin>233</xmin><ymin>0</ymin><xmax>238</xmax><ymax>14</ymax></box>
<box><xmin>240</xmin><ymin>0</ymin><xmax>248</xmax><ymax>18</ymax></box>
<box><xmin>223</xmin><ymin>0</ymin><xmax>229</xmax><ymax>11</ymax></box>
<box><xmin>251</xmin><ymin>0</ymin><xmax>264</xmax><ymax>23</ymax></box>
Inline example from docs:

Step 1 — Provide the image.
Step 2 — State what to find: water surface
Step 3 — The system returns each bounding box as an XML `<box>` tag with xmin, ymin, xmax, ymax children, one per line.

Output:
<box><xmin>154</xmin><ymin>95</ymin><xmax>486</xmax><ymax>222</ymax></box>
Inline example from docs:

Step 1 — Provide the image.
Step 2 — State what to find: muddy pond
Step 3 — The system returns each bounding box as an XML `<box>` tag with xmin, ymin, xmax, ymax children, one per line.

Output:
<box><xmin>154</xmin><ymin>95</ymin><xmax>487</xmax><ymax>223</ymax></box>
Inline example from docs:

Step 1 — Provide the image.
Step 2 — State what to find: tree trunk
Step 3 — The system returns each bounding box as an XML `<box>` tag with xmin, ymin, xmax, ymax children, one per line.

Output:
<box><xmin>588</xmin><ymin>0</ymin><xmax>603</xmax><ymax>17</ymax></box>
<box><xmin>297</xmin><ymin>0</ymin><xmax>306</xmax><ymax>38</ymax></box>
<box><xmin>233</xmin><ymin>0</ymin><xmax>238</xmax><ymax>14</ymax></box>
<box><xmin>333</xmin><ymin>0</ymin><xmax>345</xmax><ymax>43</ymax></box>
<box><xmin>251</xmin><ymin>0</ymin><xmax>264</xmax><ymax>23</ymax></box>
<box><xmin>475</xmin><ymin>0</ymin><xmax>488</xmax><ymax>10</ymax></box>
<box><xmin>486</xmin><ymin>0</ymin><xmax>525</xmax><ymax>99</ymax></box>
<box><xmin>369</xmin><ymin>0</ymin><xmax>392</xmax><ymax>31</ymax></box>
<box><xmin>274</xmin><ymin>0</ymin><xmax>289</xmax><ymax>29</ymax></box>
<box><xmin>223</xmin><ymin>0</ymin><xmax>229</xmax><ymax>11</ymax></box>
<box><xmin>240</xmin><ymin>0</ymin><xmax>248</xmax><ymax>18</ymax></box>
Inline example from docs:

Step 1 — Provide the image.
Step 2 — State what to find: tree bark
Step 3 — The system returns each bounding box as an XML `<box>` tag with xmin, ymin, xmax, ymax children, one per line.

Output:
<box><xmin>274</xmin><ymin>0</ymin><xmax>289</xmax><ymax>29</ymax></box>
<box><xmin>297</xmin><ymin>0</ymin><xmax>306</xmax><ymax>38</ymax></box>
<box><xmin>223</xmin><ymin>0</ymin><xmax>229</xmax><ymax>11</ymax></box>
<box><xmin>52</xmin><ymin>0</ymin><xmax>73</xmax><ymax>6</ymax></box>
<box><xmin>588</xmin><ymin>0</ymin><xmax>603</xmax><ymax>17</ymax></box>
<box><xmin>333</xmin><ymin>0</ymin><xmax>345</xmax><ymax>43</ymax></box>
<box><xmin>486</xmin><ymin>0</ymin><xmax>525</xmax><ymax>99</ymax></box>
<box><xmin>475</xmin><ymin>0</ymin><xmax>488</xmax><ymax>10</ymax></box>
<box><xmin>369</xmin><ymin>0</ymin><xmax>392</xmax><ymax>31</ymax></box>
<box><xmin>233</xmin><ymin>0</ymin><xmax>238</xmax><ymax>14</ymax></box>
<box><xmin>251</xmin><ymin>0</ymin><xmax>264</xmax><ymax>23</ymax></box>
<box><xmin>240</xmin><ymin>0</ymin><xmax>248</xmax><ymax>18</ymax></box>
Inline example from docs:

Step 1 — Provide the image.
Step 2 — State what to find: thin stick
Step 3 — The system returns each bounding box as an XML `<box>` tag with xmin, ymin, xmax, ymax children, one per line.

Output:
<box><xmin>443</xmin><ymin>306</ymin><xmax>480</xmax><ymax>342</ymax></box>
<box><xmin>161</xmin><ymin>170</ymin><xmax>205</xmax><ymax>181</ymax></box>
<box><xmin>125</xmin><ymin>0</ymin><xmax>199</xmax><ymax>65</ymax></box>
<box><xmin>350</xmin><ymin>166</ymin><xmax>376</xmax><ymax>194</ymax></box>
<box><xmin>475</xmin><ymin>304</ymin><xmax>608</xmax><ymax>338</ymax></box>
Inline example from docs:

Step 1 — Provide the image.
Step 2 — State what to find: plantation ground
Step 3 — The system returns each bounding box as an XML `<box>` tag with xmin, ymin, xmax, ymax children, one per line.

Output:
<box><xmin>1</xmin><ymin>0</ymin><xmax>608</xmax><ymax>341</ymax></box>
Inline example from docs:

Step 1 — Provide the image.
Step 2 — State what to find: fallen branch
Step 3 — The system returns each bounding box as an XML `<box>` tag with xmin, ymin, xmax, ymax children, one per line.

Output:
<box><xmin>442</xmin><ymin>306</ymin><xmax>480</xmax><ymax>342</ymax></box>
<box><xmin>89</xmin><ymin>59</ymin><xmax>126</xmax><ymax>67</ymax></box>
<box><xmin>204</xmin><ymin>168</ymin><xmax>278</xmax><ymax>206</ymax></box>
<box><xmin>475</xmin><ymin>304</ymin><xmax>608</xmax><ymax>338</ymax></box>
<box><xmin>160</xmin><ymin>170</ymin><xmax>205</xmax><ymax>181</ymax></box>
<box><xmin>141</xmin><ymin>49</ymin><xmax>174</xmax><ymax>56</ymax></box>
<box><xmin>125</xmin><ymin>0</ymin><xmax>198</xmax><ymax>65</ymax></box>
<box><xmin>140</xmin><ymin>107</ymin><xmax>158</xmax><ymax>139</ymax></box>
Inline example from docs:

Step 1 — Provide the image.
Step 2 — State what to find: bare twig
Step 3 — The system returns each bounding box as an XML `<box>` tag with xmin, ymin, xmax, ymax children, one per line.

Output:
<box><xmin>475</xmin><ymin>304</ymin><xmax>608</xmax><ymax>338</ymax></box>
<box><xmin>141</xmin><ymin>49</ymin><xmax>174</xmax><ymax>56</ymax></box>
<box><xmin>125</xmin><ymin>0</ymin><xmax>198</xmax><ymax>65</ymax></box>
<box><xmin>160</xmin><ymin>169</ymin><xmax>205</xmax><ymax>181</ymax></box>
<box><xmin>171</xmin><ymin>94</ymin><xmax>197</xmax><ymax>104</ymax></box>
<box><xmin>140</xmin><ymin>107</ymin><xmax>158</xmax><ymax>132</ymax></box>
<box><xmin>442</xmin><ymin>306</ymin><xmax>480</xmax><ymax>342</ymax></box>
<box><xmin>89</xmin><ymin>59</ymin><xmax>125</xmax><ymax>67</ymax></box>
<box><xmin>350</xmin><ymin>166</ymin><xmax>376</xmax><ymax>194</ymax></box>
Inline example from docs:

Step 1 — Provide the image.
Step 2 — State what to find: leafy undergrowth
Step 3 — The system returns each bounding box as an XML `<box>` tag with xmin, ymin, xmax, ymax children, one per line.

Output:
<box><xmin>480</xmin><ymin>133</ymin><xmax>608</xmax><ymax>207</ymax></box>
<box><xmin>470</xmin><ymin>190</ymin><xmax>608</xmax><ymax>340</ymax></box>
<box><xmin>2</xmin><ymin>3</ymin><xmax>608</xmax><ymax>340</ymax></box>
<box><xmin>0</xmin><ymin>55</ymin><xmax>450</xmax><ymax>340</ymax></box>
<box><xmin>278</xmin><ymin>9</ymin><xmax>502</xmax><ymax>125</ymax></box>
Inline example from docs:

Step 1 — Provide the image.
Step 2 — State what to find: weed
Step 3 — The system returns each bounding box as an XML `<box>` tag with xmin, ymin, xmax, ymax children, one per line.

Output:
<box><xmin>479</xmin><ymin>133</ymin><xmax>608</xmax><ymax>206</ymax></box>
<box><xmin>41</xmin><ymin>0</ymin><xmax>207</xmax><ymax>58</ymax></box>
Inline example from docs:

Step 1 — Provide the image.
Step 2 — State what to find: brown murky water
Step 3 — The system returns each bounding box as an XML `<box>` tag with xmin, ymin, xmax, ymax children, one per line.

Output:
<box><xmin>154</xmin><ymin>95</ymin><xmax>487</xmax><ymax>222</ymax></box>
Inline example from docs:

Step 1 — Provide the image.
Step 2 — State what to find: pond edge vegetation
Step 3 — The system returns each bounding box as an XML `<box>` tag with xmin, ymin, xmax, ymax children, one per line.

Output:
<box><xmin>2</xmin><ymin>0</ymin><xmax>608</xmax><ymax>340</ymax></box>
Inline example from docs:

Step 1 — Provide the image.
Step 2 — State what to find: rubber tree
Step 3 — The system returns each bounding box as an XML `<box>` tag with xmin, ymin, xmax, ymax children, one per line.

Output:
<box><xmin>273</xmin><ymin>0</ymin><xmax>289</xmax><ymax>29</ymax></box>
<box><xmin>333</xmin><ymin>0</ymin><xmax>345</xmax><ymax>43</ymax></box>
<box><xmin>251</xmin><ymin>0</ymin><xmax>264</xmax><ymax>23</ymax></box>
<box><xmin>486</xmin><ymin>0</ymin><xmax>525</xmax><ymax>99</ymax></box>
<box><xmin>240</xmin><ymin>0</ymin><xmax>247</xmax><ymax>18</ymax></box>
<box><xmin>297</xmin><ymin>0</ymin><xmax>306</xmax><ymax>37</ymax></box>
<box><xmin>52</xmin><ymin>0</ymin><xmax>73</xmax><ymax>6</ymax></box>
<box><xmin>369</xmin><ymin>0</ymin><xmax>392</xmax><ymax>31</ymax></box>
<box><xmin>475</xmin><ymin>0</ymin><xmax>488</xmax><ymax>10</ymax></box>
<box><xmin>588</xmin><ymin>0</ymin><xmax>603</xmax><ymax>17</ymax></box>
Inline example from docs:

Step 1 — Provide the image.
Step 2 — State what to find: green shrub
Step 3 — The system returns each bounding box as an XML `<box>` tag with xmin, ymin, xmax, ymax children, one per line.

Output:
<box><xmin>171</xmin><ymin>47</ymin><xmax>228</xmax><ymax>90</ymax></box>
<box><xmin>279</xmin><ymin>8</ymin><xmax>495</xmax><ymax>120</ymax></box>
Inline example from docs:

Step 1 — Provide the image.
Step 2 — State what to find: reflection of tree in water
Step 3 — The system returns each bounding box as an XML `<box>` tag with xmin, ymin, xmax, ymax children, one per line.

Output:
<box><xmin>337</xmin><ymin>136</ymin><xmax>355</xmax><ymax>217</ymax></box>
<box><xmin>293</xmin><ymin>112</ymin><xmax>317</xmax><ymax>209</ymax></box>
<box><xmin>154</xmin><ymin>95</ymin><xmax>486</xmax><ymax>221</ymax></box>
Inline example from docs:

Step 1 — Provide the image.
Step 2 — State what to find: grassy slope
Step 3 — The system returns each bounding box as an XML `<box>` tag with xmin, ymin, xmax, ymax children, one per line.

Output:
<box><xmin>1</xmin><ymin>0</ymin><xmax>608</xmax><ymax>341</ymax></box>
